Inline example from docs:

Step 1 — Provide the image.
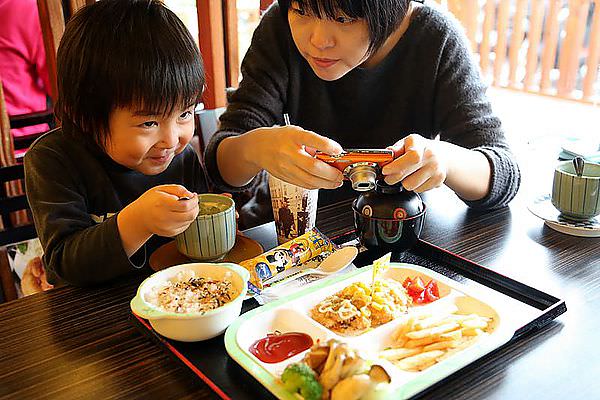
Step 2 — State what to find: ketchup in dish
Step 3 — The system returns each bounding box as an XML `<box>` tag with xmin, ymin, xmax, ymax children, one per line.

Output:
<box><xmin>249</xmin><ymin>332</ymin><xmax>313</xmax><ymax>363</ymax></box>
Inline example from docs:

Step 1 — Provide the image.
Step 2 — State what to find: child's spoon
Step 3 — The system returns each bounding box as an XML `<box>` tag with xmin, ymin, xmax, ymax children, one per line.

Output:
<box><xmin>315</xmin><ymin>246</ymin><xmax>359</xmax><ymax>274</ymax></box>
<box><xmin>263</xmin><ymin>246</ymin><xmax>359</xmax><ymax>288</ymax></box>
<box><xmin>178</xmin><ymin>195</ymin><xmax>199</xmax><ymax>202</ymax></box>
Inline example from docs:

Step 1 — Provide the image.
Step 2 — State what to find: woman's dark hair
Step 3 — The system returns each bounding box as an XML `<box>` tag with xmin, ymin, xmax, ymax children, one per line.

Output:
<box><xmin>278</xmin><ymin>0</ymin><xmax>411</xmax><ymax>54</ymax></box>
<box><xmin>56</xmin><ymin>0</ymin><xmax>204</xmax><ymax>147</ymax></box>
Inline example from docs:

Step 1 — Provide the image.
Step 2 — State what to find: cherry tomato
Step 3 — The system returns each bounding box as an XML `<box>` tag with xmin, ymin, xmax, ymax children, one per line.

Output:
<box><xmin>402</xmin><ymin>277</ymin><xmax>440</xmax><ymax>304</ymax></box>
<box><xmin>424</xmin><ymin>280</ymin><xmax>440</xmax><ymax>303</ymax></box>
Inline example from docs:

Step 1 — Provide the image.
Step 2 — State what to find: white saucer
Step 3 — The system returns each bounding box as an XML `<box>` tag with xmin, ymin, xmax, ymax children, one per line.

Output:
<box><xmin>560</xmin><ymin>138</ymin><xmax>600</xmax><ymax>161</ymax></box>
<box><xmin>528</xmin><ymin>194</ymin><xmax>600</xmax><ymax>237</ymax></box>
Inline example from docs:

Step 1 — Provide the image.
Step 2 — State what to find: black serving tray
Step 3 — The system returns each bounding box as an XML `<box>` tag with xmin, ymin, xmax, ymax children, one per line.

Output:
<box><xmin>131</xmin><ymin>233</ymin><xmax>566</xmax><ymax>400</ymax></box>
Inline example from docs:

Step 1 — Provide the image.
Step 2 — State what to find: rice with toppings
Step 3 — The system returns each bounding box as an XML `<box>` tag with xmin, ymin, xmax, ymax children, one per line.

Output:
<box><xmin>146</xmin><ymin>271</ymin><xmax>237</xmax><ymax>314</ymax></box>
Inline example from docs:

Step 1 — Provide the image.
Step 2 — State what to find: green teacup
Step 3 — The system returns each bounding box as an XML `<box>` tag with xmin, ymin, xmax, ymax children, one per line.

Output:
<box><xmin>551</xmin><ymin>160</ymin><xmax>600</xmax><ymax>220</ymax></box>
<box><xmin>175</xmin><ymin>194</ymin><xmax>236</xmax><ymax>260</ymax></box>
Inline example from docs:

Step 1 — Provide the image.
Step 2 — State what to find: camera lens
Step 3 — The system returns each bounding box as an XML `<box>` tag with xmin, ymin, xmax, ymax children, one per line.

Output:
<box><xmin>347</xmin><ymin>164</ymin><xmax>377</xmax><ymax>191</ymax></box>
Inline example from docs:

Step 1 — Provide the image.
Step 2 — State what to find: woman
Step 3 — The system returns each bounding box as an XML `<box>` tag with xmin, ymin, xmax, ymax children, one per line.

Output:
<box><xmin>205</xmin><ymin>0</ymin><xmax>520</xmax><ymax>227</ymax></box>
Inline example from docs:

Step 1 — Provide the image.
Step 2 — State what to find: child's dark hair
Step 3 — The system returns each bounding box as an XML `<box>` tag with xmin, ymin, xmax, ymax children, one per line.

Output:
<box><xmin>56</xmin><ymin>0</ymin><xmax>204</xmax><ymax>147</ymax></box>
<box><xmin>279</xmin><ymin>0</ymin><xmax>410</xmax><ymax>55</ymax></box>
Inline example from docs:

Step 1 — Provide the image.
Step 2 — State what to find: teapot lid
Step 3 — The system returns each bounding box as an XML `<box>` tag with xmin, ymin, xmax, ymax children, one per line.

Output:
<box><xmin>354</xmin><ymin>179</ymin><xmax>425</xmax><ymax>220</ymax></box>
<box><xmin>375</xmin><ymin>179</ymin><xmax>404</xmax><ymax>194</ymax></box>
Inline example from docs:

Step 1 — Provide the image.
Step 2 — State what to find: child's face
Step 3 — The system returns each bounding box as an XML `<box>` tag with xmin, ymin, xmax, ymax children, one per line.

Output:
<box><xmin>106</xmin><ymin>106</ymin><xmax>195</xmax><ymax>175</ymax></box>
<box><xmin>288</xmin><ymin>3</ymin><xmax>370</xmax><ymax>81</ymax></box>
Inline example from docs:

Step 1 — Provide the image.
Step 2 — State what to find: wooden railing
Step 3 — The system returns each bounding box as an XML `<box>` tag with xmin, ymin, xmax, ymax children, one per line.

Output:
<box><xmin>256</xmin><ymin>0</ymin><xmax>599</xmax><ymax>103</ymax></box>
<box><xmin>441</xmin><ymin>0</ymin><xmax>600</xmax><ymax>103</ymax></box>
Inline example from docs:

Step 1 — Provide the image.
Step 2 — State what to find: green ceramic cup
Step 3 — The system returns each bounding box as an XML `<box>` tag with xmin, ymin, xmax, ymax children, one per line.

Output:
<box><xmin>175</xmin><ymin>194</ymin><xmax>236</xmax><ymax>260</ymax></box>
<box><xmin>551</xmin><ymin>160</ymin><xmax>600</xmax><ymax>220</ymax></box>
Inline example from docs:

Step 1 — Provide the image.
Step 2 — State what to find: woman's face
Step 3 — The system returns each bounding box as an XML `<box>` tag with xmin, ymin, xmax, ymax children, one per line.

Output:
<box><xmin>287</xmin><ymin>2</ymin><xmax>371</xmax><ymax>81</ymax></box>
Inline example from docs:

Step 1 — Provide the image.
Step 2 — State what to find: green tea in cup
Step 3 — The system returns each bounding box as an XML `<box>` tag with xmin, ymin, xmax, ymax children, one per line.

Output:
<box><xmin>551</xmin><ymin>160</ymin><xmax>600</xmax><ymax>220</ymax></box>
<box><xmin>176</xmin><ymin>194</ymin><xmax>236</xmax><ymax>260</ymax></box>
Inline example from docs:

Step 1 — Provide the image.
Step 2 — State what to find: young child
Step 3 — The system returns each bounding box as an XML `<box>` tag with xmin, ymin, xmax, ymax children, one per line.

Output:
<box><xmin>24</xmin><ymin>0</ymin><xmax>207</xmax><ymax>286</ymax></box>
<box><xmin>206</xmin><ymin>0</ymin><xmax>521</xmax><ymax>227</ymax></box>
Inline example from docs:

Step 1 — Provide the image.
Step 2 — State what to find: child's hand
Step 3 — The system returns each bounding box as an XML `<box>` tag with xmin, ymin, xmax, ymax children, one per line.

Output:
<box><xmin>135</xmin><ymin>184</ymin><xmax>200</xmax><ymax>237</ymax></box>
<box><xmin>382</xmin><ymin>134</ymin><xmax>449</xmax><ymax>193</ymax></box>
<box><xmin>117</xmin><ymin>185</ymin><xmax>199</xmax><ymax>257</ymax></box>
<box><xmin>247</xmin><ymin>125</ymin><xmax>345</xmax><ymax>189</ymax></box>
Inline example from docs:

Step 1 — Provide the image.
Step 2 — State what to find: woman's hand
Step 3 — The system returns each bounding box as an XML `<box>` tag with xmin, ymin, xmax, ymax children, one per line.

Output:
<box><xmin>382</xmin><ymin>134</ymin><xmax>448</xmax><ymax>192</ymax></box>
<box><xmin>382</xmin><ymin>134</ymin><xmax>492</xmax><ymax>200</ymax></box>
<box><xmin>250</xmin><ymin>125</ymin><xmax>345</xmax><ymax>189</ymax></box>
<box><xmin>219</xmin><ymin>125</ymin><xmax>345</xmax><ymax>189</ymax></box>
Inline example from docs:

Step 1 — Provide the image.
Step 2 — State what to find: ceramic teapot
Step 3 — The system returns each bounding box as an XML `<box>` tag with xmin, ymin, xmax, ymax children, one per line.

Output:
<box><xmin>352</xmin><ymin>180</ymin><xmax>426</xmax><ymax>252</ymax></box>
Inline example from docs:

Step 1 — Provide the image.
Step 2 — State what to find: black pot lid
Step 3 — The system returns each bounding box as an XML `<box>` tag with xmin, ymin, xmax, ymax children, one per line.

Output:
<box><xmin>354</xmin><ymin>179</ymin><xmax>425</xmax><ymax>219</ymax></box>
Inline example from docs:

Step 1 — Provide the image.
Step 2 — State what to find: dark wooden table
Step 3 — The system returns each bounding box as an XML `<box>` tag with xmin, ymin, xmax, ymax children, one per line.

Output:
<box><xmin>1</xmin><ymin>154</ymin><xmax>599</xmax><ymax>399</ymax></box>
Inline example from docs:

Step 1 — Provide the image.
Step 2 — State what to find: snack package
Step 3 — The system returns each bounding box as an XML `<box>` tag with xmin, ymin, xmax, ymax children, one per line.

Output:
<box><xmin>241</xmin><ymin>228</ymin><xmax>337</xmax><ymax>294</ymax></box>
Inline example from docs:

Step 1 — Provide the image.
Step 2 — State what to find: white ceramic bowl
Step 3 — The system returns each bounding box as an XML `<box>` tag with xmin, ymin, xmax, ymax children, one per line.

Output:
<box><xmin>130</xmin><ymin>262</ymin><xmax>249</xmax><ymax>342</ymax></box>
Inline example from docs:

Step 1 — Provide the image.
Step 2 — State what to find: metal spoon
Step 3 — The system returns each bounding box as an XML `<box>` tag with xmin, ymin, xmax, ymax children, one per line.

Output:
<box><xmin>573</xmin><ymin>156</ymin><xmax>585</xmax><ymax>177</ymax></box>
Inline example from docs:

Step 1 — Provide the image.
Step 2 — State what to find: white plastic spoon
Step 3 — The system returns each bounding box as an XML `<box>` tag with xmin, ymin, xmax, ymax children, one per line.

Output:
<box><xmin>315</xmin><ymin>246</ymin><xmax>359</xmax><ymax>274</ymax></box>
<box><xmin>263</xmin><ymin>246</ymin><xmax>359</xmax><ymax>287</ymax></box>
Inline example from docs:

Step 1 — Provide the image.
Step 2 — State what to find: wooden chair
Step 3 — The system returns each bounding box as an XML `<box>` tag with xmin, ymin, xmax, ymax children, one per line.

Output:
<box><xmin>0</xmin><ymin>165</ymin><xmax>36</xmax><ymax>247</ymax></box>
<box><xmin>0</xmin><ymin>163</ymin><xmax>37</xmax><ymax>303</ymax></box>
<box><xmin>0</xmin><ymin>81</ymin><xmax>44</xmax><ymax>303</ymax></box>
<box><xmin>0</xmin><ymin>106</ymin><xmax>45</xmax><ymax>303</ymax></box>
<box><xmin>10</xmin><ymin>108</ymin><xmax>55</xmax><ymax>161</ymax></box>
<box><xmin>0</xmin><ymin>80</ymin><xmax>27</xmax><ymax>214</ymax></box>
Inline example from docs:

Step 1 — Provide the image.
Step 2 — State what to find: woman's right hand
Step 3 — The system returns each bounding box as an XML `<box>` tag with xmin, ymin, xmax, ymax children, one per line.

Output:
<box><xmin>244</xmin><ymin>125</ymin><xmax>345</xmax><ymax>189</ymax></box>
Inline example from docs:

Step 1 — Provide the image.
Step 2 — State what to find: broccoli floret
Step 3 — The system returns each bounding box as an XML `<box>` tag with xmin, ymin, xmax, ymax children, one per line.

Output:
<box><xmin>281</xmin><ymin>363</ymin><xmax>323</xmax><ymax>400</ymax></box>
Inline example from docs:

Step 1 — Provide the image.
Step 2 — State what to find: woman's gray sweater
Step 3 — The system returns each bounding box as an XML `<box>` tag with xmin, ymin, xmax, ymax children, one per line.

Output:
<box><xmin>205</xmin><ymin>3</ymin><xmax>520</xmax><ymax>226</ymax></box>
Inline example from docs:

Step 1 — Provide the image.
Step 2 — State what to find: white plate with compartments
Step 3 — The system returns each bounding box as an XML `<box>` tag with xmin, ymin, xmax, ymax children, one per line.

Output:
<box><xmin>224</xmin><ymin>263</ymin><xmax>540</xmax><ymax>399</ymax></box>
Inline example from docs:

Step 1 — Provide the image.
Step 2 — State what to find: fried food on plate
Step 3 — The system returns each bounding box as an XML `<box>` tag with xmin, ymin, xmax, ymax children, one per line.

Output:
<box><xmin>380</xmin><ymin>307</ymin><xmax>493</xmax><ymax>371</ymax></box>
<box><xmin>310</xmin><ymin>279</ymin><xmax>411</xmax><ymax>335</ymax></box>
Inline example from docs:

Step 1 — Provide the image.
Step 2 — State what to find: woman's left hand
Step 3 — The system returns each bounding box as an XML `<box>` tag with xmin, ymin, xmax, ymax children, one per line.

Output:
<box><xmin>382</xmin><ymin>134</ymin><xmax>449</xmax><ymax>192</ymax></box>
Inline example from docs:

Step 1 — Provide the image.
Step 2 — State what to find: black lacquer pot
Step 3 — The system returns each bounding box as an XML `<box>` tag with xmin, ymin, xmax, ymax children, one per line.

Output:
<box><xmin>352</xmin><ymin>180</ymin><xmax>426</xmax><ymax>252</ymax></box>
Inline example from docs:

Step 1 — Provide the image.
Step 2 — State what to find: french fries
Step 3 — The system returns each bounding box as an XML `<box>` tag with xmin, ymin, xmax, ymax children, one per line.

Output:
<box><xmin>396</xmin><ymin>350</ymin><xmax>444</xmax><ymax>371</ymax></box>
<box><xmin>379</xmin><ymin>347</ymin><xmax>421</xmax><ymax>361</ymax></box>
<box><xmin>405</xmin><ymin>322</ymin><xmax>460</xmax><ymax>339</ymax></box>
<box><xmin>380</xmin><ymin>308</ymin><xmax>493</xmax><ymax>372</ymax></box>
